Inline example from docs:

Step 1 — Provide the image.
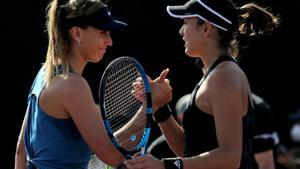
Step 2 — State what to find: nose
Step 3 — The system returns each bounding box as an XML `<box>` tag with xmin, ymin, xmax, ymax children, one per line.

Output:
<box><xmin>106</xmin><ymin>31</ymin><xmax>113</xmax><ymax>46</ymax></box>
<box><xmin>179</xmin><ymin>25</ymin><xmax>184</xmax><ymax>36</ymax></box>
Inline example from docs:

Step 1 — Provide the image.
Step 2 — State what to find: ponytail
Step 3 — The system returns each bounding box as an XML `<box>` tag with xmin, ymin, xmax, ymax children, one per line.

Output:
<box><xmin>220</xmin><ymin>2</ymin><xmax>280</xmax><ymax>58</ymax></box>
<box><xmin>237</xmin><ymin>3</ymin><xmax>279</xmax><ymax>37</ymax></box>
<box><xmin>44</xmin><ymin>0</ymin><xmax>70</xmax><ymax>87</ymax></box>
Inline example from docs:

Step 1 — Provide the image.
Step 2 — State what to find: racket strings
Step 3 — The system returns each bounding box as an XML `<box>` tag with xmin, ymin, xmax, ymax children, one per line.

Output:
<box><xmin>105</xmin><ymin>78</ymin><xmax>145</xmax><ymax>124</ymax></box>
<box><xmin>105</xmin><ymin>82</ymin><xmax>142</xmax><ymax>131</ymax></box>
<box><xmin>104</xmin><ymin>60</ymin><xmax>148</xmax><ymax>151</ymax></box>
<box><xmin>105</xmin><ymin>86</ymin><xmax>139</xmax><ymax>118</ymax></box>
<box><xmin>104</xmin><ymin>63</ymin><xmax>141</xmax><ymax>118</ymax></box>
<box><xmin>105</xmin><ymin>64</ymin><xmax>144</xmax><ymax>126</ymax></box>
<box><xmin>88</xmin><ymin>154</ymin><xmax>107</xmax><ymax>169</ymax></box>
<box><xmin>105</xmin><ymin>62</ymin><xmax>137</xmax><ymax>87</ymax></box>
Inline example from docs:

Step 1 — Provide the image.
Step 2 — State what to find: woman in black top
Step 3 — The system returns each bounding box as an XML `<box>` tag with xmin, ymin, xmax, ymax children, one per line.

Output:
<box><xmin>125</xmin><ymin>0</ymin><xmax>278</xmax><ymax>169</ymax></box>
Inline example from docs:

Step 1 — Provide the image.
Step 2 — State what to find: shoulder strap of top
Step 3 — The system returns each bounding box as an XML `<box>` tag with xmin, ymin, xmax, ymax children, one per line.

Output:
<box><xmin>188</xmin><ymin>56</ymin><xmax>235</xmax><ymax>106</ymax></box>
<box><xmin>29</xmin><ymin>65</ymin><xmax>46</xmax><ymax>100</ymax></box>
<box><xmin>198</xmin><ymin>55</ymin><xmax>235</xmax><ymax>87</ymax></box>
<box><xmin>203</xmin><ymin>55</ymin><xmax>235</xmax><ymax>79</ymax></box>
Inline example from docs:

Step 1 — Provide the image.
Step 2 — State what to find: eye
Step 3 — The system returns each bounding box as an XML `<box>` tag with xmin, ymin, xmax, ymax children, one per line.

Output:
<box><xmin>99</xmin><ymin>30</ymin><xmax>107</xmax><ymax>34</ymax></box>
<box><xmin>98</xmin><ymin>30</ymin><xmax>110</xmax><ymax>37</ymax></box>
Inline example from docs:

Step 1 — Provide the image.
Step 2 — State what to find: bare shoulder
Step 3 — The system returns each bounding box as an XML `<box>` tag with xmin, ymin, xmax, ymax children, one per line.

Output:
<box><xmin>206</xmin><ymin>61</ymin><xmax>249</xmax><ymax>93</ymax></box>
<box><xmin>205</xmin><ymin>61</ymin><xmax>250</xmax><ymax>115</ymax></box>
<box><xmin>40</xmin><ymin>74</ymin><xmax>94</xmax><ymax>118</ymax></box>
<box><xmin>48</xmin><ymin>74</ymin><xmax>93</xmax><ymax>108</ymax></box>
<box><xmin>60</xmin><ymin>74</ymin><xmax>91</xmax><ymax>94</ymax></box>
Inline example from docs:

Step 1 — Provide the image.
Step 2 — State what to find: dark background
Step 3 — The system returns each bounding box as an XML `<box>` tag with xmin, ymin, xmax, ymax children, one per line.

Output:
<box><xmin>3</xmin><ymin>0</ymin><xmax>299</xmax><ymax>168</ymax></box>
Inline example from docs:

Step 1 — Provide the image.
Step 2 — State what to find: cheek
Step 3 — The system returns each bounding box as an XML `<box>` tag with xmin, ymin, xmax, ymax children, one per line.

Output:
<box><xmin>86</xmin><ymin>37</ymin><xmax>102</xmax><ymax>49</ymax></box>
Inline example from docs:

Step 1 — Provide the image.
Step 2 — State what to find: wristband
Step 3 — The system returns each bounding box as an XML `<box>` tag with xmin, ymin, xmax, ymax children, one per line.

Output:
<box><xmin>153</xmin><ymin>104</ymin><xmax>172</xmax><ymax>123</ymax></box>
<box><xmin>163</xmin><ymin>158</ymin><xmax>184</xmax><ymax>169</ymax></box>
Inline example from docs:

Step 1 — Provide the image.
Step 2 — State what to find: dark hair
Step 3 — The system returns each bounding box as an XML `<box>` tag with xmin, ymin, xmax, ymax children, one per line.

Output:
<box><xmin>214</xmin><ymin>1</ymin><xmax>279</xmax><ymax>58</ymax></box>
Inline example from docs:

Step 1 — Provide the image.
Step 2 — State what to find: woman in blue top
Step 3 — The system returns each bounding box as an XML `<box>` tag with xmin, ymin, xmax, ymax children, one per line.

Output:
<box><xmin>14</xmin><ymin>0</ymin><xmax>172</xmax><ymax>168</ymax></box>
<box><xmin>125</xmin><ymin>0</ymin><xmax>279</xmax><ymax>169</ymax></box>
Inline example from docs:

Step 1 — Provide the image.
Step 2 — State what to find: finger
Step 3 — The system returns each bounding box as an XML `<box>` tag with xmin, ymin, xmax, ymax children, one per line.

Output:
<box><xmin>136</xmin><ymin>77</ymin><xmax>142</xmax><ymax>82</ymax></box>
<box><xmin>133</xmin><ymin>152</ymin><xmax>141</xmax><ymax>158</ymax></box>
<box><xmin>124</xmin><ymin>156</ymin><xmax>144</xmax><ymax>165</ymax></box>
<box><xmin>129</xmin><ymin>161</ymin><xmax>146</xmax><ymax>169</ymax></box>
<box><xmin>131</xmin><ymin>90</ymin><xmax>145</xmax><ymax>101</ymax></box>
<box><xmin>132</xmin><ymin>81</ymin><xmax>145</xmax><ymax>93</ymax></box>
<box><xmin>125</xmin><ymin>163</ymin><xmax>145</xmax><ymax>169</ymax></box>
<box><xmin>132</xmin><ymin>81</ymin><xmax>144</xmax><ymax>90</ymax></box>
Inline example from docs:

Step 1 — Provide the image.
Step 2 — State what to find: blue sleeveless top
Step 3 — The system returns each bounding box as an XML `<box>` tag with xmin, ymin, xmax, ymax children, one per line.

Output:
<box><xmin>183</xmin><ymin>56</ymin><xmax>256</xmax><ymax>169</ymax></box>
<box><xmin>24</xmin><ymin>65</ymin><xmax>91</xmax><ymax>169</ymax></box>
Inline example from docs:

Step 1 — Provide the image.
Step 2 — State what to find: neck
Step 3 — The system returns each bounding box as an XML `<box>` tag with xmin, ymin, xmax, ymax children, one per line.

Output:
<box><xmin>200</xmin><ymin>49</ymin><xmax>225</xmax><ymax>72</ymax></box>
<box><xmin>68</xmin><ymin>48</ymin><xmax>87</xmax><ymax>75</ymax></box>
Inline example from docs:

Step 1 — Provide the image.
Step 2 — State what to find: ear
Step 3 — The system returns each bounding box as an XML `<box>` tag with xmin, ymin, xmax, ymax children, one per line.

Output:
<box><xmin>203</xmin><ymin>22</ymin><xmax>213</xmax><ymax>37</ymax></box>
<box><xmin>69</xmin><ymin>26</ymin><xmax>81</xmax><ymax>41</ymax></box>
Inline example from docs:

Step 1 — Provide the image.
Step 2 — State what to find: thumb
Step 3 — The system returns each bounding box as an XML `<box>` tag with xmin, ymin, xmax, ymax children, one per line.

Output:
<box><xmin>157</xmin><ymin>68</ymin><xmax>169</xmax><ymax>83</ymax></box>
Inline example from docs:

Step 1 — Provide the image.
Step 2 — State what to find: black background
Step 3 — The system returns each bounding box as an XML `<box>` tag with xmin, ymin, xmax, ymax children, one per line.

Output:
<box><xmin>2</xmin><ymin>0</ymin><xmax>299</xmax><ymax>168</ymax></box>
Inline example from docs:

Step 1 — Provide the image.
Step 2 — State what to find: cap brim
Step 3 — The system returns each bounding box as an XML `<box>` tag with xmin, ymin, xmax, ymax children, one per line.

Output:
<box><xmin>94</xmin><ymin>20</ymin><xmax>128</xmax><ymax>31</ymax></box>
<box><xmin>167</xmin><ymin>5</ymin><xmax>190</xmax><ymax>19</ymax></box>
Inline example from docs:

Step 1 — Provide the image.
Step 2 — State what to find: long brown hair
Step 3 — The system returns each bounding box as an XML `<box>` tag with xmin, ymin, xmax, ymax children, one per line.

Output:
<box><xmin>216</xmin><ymin>1</ymin><xmax>279</xmax><ymax>58</ymax></box>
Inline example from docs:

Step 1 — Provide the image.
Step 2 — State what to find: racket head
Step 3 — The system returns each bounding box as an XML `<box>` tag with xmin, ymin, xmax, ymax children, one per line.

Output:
<box><xmin>99</xmin><ymin>56</ymin><xmax>152</xmax><ymax>158</ymax></box>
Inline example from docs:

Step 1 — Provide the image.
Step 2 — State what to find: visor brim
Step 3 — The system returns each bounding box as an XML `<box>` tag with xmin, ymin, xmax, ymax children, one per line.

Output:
<box><xmin>93</xmin><ymin>20</ymin><xmax>128</xmax><ymax>31</ymax></box>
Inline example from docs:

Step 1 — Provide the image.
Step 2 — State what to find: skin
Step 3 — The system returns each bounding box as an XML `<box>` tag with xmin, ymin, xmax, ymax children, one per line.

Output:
<box><xmin>15</xmin><ymin>25</ymin><xmax>172</xmax><ymax>169</ymax></box>
<box><xmin>255</xmin><ymin>150</ymin><xmax>275</xmax><ymax>169</ymax></box>
<box><xmin>125</xmin><ymin>17</ymin><xmax>252</xmax><ymax>169</ymax></box>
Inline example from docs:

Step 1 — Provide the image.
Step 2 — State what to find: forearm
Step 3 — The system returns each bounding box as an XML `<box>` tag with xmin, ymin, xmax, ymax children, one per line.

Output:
<box><xmin>158</xmin><ymin>116</ymin><xmax>185</xmax><ymax>157</ymax></box>
<box><xmin>87</xmin><ymin>127</ymin><xmax>125</xmax><ymax>167</ymax></box>
<box><xmin>255</xmin><ymin>150</ymin><xmax>275</xmax><ymax>169</ymax></box>
<box><xmin>95</xmin><ymin>145</ymin><xmax>126</xmax><ymax>168</ymax></box>
<box><xmin>114</xmin><ymin>106</ymin><xmax>145</xmax><ymax>141</ymax></box>
<box><xmin>182</xmin><ymin>147</ymin><xmax>241</xmax><ymax>169</ymax></box>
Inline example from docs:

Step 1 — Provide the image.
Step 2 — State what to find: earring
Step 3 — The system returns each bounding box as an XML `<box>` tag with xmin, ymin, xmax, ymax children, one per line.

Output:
<box><xmin>75</xmin><ymin>37</ymin><xmax>81</xmax><ymax>47</ymax></box>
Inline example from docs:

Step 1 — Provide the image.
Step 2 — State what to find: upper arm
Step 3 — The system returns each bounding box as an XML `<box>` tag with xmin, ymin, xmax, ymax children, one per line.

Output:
<box><xmin>62</xmin><ymin>77</ymin><xmax>105</xmax><ymax>146</ymax></box>
<box><xmin>206</xmin><ymin>67</ymin><xmax>248</xmax><ymax>160</ymax></box>
<box><xmin>15</xmin><ymin>109</ymin><xmax>29</xmax><ymax>169</ymax></box>
<box><xmin>59</xmin><ymin>76</ymin><xmax>124</xmax><ymax>166</ymax></box>
<box><xmin>16</xmin><ymin>107</ymin><xmax>29</xmax><ymax>152</ymax></box>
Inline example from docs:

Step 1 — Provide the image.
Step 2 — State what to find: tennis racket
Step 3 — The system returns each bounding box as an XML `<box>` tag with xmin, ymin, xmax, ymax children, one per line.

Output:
<box><xmin>88</xmin><ymin>56</ymin><xmax>153</xmax><ymax>169</ymax></box>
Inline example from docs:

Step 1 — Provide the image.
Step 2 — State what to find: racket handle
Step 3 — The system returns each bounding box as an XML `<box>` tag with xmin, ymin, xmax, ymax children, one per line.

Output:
<box><xmin>140</xmin><ymin>147</ymin><xmax>146</xmax><ymax>156</ymax></box>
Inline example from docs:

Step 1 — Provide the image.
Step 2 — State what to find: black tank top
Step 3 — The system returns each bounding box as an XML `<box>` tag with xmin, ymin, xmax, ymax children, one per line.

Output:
<box><xmin>182</xmin><ymin>56</ymin><xmax>256</xmax><ymax>169</ymax></box>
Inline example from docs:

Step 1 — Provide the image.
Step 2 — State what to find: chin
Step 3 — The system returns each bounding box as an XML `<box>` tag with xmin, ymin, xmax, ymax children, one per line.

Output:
<box><xmin>185</xmin><ymin>50</ymin><xmax>195</xmax><ymax>57</ymax></box>
<box><xmin>185</xmin><ymin>49</ymin><xmax>200</xmax><ymax>58</ymax></box>
<box><xmin>90</xmin><ymin>55</ymin><xmax>103</xmax><ymax>63</ymax></box>
<box><xmin>96</xmin><ymin>56</ymin><xmax>104</xmax><ymax>62</ymax></box>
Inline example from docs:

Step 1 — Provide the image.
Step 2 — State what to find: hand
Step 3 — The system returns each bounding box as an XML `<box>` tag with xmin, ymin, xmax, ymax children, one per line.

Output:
<box><xmin>132</xmin><ymin>77</ymin><xmax>146</xmax><ymax>102</ymax></box>
<box><xmin>131</xmin><ymin>68</ymin><xmax>172</xmax><ymax>112</ymax></box>
<box><xmin>150</xmin><ymin>68</ymin><xmax>172</xmax><ymax>112</ymax></box>
<box><xmin>124</xmin><ymin>154</ymin><xmax>164</xmax><ymax>169</ymax></box>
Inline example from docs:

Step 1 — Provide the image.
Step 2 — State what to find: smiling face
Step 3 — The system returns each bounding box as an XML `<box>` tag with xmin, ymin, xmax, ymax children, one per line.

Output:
<box><xmin>179</xmin><ymin>17</ymin><xmax>206</xmax><ymax>57</ymax></box>
<box><xmin>78</xmin><ymin>26</ymin><xmax>113</xmax><ymax>63</ymax></box>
